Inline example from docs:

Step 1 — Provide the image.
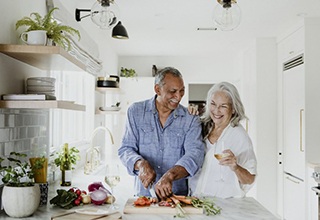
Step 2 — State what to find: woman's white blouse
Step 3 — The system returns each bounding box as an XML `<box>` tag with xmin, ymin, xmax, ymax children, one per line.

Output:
<box><xmin>189</xmin><ymin>124</ymin><xmax>257</xmax><ymax>198</ymax></box>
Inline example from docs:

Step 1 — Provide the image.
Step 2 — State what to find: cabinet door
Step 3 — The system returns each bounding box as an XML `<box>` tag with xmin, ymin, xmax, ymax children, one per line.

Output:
<box><xmin>283</xmin><ymin>64</ymin><xmax>305</xmax><ymax>179</ymax></box>
<box><xmin>283</xmin><ymin>174</ymin><xmax>306</xmax><ymax>220</ymax></box>
<box><xmin>279</xmin><ymin>27</ymin><xmax>304</xmax><ymax>62</ymax></box>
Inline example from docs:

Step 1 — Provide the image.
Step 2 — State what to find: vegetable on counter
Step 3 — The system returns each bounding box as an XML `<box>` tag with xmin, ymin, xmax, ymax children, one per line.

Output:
<box><xmin>50</xmin><ymin>187</ymin><xmax>90</xmax><ymax>209</ymax></box>
<box><xmin>170</xmin><ymin>194</ymin><xmax>222</xmax><ymax>217</ymax></box>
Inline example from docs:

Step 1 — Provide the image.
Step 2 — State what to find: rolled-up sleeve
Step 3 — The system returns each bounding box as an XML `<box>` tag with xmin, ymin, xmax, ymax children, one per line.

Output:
<box><xmin>175</xmin><ymin>115</ymin><xmax>205</xmax><ymax>177</ymax></box>
<box><xmin>118</xmin><ymin>103</ymin><xmax>143</xmax><ymax>175</ymax></box>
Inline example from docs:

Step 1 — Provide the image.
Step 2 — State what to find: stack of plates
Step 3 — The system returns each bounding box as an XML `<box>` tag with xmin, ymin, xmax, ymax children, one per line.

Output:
<box><xmin>26</xmin><ymin>77</ymin><xmax>56</xmax><ymax>96</ymax></box>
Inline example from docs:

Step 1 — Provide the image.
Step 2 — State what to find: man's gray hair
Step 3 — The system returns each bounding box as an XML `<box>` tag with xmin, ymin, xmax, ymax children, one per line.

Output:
<box><xmin>154</xmin><ymin>67</ymin><xmax>183</xmax><ymax>86</ymax></box>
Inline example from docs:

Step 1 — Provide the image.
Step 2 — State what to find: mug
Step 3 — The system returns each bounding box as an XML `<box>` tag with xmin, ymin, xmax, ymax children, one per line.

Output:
<box><xmin>20</xmin><ymin>30</ymin><xmax>47</xmax><ymax>45</ymax></box>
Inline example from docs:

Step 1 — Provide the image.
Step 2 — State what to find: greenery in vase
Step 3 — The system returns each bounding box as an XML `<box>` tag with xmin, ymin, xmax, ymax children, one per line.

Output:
<box><xmin>120</xmin><ymin>67</ymin><xmax>137</xmax><ymax>77</ymax></box>
<box><xmin>15</xmin><ymin>7</ymin><xmax>81</xmax><ymax>50</ymax></box>
<box><xmin>54</xmin><ymin>143</ymin><xmax>80</xmax><ymax>171</ymax></box>
<box><xmin>0</xmin><ymin>152</ymin><xmax>34</xmax><ymax>187</ymax></box>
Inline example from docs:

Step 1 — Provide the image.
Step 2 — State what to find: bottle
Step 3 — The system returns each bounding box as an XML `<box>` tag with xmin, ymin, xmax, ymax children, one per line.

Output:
<box><xmin>60</xmin><ymin>143</ymin><xmax>72</xmax><ymax>186</ymax></box>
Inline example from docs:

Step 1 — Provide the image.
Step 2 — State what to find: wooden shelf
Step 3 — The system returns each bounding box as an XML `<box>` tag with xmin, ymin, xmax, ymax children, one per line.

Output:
<box><xmin>95</xmin><ymin>87</ymin><xmax>122</xmax><ymax>94</ymax></box>
<box><xmin>0</xmin><ymin>100</ymin><xmax>85</xmax><ymax>111</ymax></box>
<box><xmin>0</xmin><ymin>44</ymin><xmax>86</xmax><ymax>71</ymax></box>
<box><xmin>95</xmin><ymin>109</ymin><xmax>122</xmax><ymax>115</ymax></box>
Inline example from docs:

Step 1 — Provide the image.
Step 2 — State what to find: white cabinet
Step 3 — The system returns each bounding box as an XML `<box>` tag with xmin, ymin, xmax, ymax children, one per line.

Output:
<box><xmin>280</xmin><ymin>17</ymin><xmax>320</xmax><ymax>220</ymax></box>
<box><xmin>278</xmin><ymin>27</ymin><xmax>304</xmax><ymax>62</ymax></box>
<box><xmin>283</xmin><ymin>63</ymin><xmax>305</xmax><ymax>179</ymax></box>
<box><xmin>283</xmin><ymin>173</ymin><xmax>306</xmax><ymax>220</ymax></box>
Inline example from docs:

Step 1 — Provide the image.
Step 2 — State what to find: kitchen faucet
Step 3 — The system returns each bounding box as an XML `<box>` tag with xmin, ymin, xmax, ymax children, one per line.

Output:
<box><xmin>85</xmin><ymin>126</ymin><xmax>114</xmax><ymax>174</ymax></box>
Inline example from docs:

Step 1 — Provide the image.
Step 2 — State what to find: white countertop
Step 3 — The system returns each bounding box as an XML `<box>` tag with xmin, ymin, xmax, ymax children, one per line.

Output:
<box><xmin>0</xmin><ymin>165</ymin><xmax>280</xmax><ymax>220</ymax></box>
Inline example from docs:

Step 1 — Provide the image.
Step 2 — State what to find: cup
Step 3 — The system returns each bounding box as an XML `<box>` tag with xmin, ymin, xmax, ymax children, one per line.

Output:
<box><xmin>20</xmin><ymin>30</ymin><xmax>47</xmax><ymax>45</ymax></box>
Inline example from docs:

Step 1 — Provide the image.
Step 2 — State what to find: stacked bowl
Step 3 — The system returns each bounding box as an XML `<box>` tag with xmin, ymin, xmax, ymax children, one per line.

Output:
<box><xmin>26</xmin><ymin>77</ymin><xmax>56</xmax><ymax>97</ymax></box>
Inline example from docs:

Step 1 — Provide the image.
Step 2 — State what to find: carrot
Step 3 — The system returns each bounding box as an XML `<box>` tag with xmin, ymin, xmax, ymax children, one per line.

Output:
<box><xmin>172</xmin><ymin>194</ymin><xmax>193</xmax><ymax>205</ymax></box>
<box><xmin>170</xmin><ymin>196</ymin><xmax>180</xmax><ymax>206</ymax></box>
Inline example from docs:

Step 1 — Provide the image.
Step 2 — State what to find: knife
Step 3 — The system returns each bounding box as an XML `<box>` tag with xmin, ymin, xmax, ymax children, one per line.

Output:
<box><xmin>148</xmin><ymin>184</ymin><xmax>157</xmax><ymax>198</ymax></box>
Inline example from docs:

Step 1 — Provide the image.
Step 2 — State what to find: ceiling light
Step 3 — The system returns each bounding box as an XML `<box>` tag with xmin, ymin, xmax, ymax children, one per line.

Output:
<box><xmin>75</xmin><ymin>0</ymin><xmax>129</xmax><ymax>39</ymax></box>
<box><xmin>91</xmin><ymin>0</ymin><xmax>119</xmax><ymax>29</ymax></box>
<box><xmin>212</xmin><ymin>0</ymin><xmax>241</xmax><ymax>31</ymax></box>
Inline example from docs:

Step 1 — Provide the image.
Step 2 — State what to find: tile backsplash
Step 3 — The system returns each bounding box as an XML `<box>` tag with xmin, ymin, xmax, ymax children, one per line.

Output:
<box><xmin>0</xmin><ymin>109</ymin><xmax>49</xmax><ymax>159</ymax></box>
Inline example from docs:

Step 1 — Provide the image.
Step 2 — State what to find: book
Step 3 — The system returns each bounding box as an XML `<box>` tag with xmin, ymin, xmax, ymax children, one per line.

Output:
<box><xmin>1</xmin><ymin>94</ymin><xmax>56</xmax><ymax>101</ymax></box>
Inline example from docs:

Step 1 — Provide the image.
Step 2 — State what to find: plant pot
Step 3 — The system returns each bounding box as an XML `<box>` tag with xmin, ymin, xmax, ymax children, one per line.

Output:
<box><xmin>30</xmin><ymin>157</ymin><xmax>48</xmax><ymax>183</ymax></box>
<box><xmin>2</xmin><ymin>184</ymin><xmax>40</xmax><ymax>218</ymax></box>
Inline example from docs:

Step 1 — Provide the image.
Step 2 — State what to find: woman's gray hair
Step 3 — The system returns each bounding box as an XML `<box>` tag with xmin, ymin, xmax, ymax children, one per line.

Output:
<box><xmin>200</xmin><ymin>82</ymin><xmax>248</xmax><ymax>138</ymax></box>
<box><xmin>154</xmin><ymin>67</ymin><xmax>183</xmax><ymax>87</ymax></box>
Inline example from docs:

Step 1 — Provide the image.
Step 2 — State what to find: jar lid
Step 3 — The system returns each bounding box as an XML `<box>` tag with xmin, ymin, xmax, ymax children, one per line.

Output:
<box><xmin>97</xmin><ymin>76</ymin><xmax>108</xmax><ymax>81</ymax></box>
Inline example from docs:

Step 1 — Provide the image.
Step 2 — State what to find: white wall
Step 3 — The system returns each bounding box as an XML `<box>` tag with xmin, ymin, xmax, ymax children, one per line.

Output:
<box><xmin>242</xmin><ymin>38</ymin><xmax>278</xmax><ymax>216</ymax></box>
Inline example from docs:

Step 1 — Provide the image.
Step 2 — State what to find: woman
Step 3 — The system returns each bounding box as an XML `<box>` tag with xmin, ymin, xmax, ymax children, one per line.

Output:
<box><xmin>189</xmin><ymin>82</ymin><xmax>257</xmax><ymax>198</ymax></box>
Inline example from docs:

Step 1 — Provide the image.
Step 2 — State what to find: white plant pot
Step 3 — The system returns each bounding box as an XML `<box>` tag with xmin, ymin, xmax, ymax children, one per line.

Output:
<box><xmin>2</xmin><ymin>184</ymin><xmax>40</xmax><ymax>218</ymax></box>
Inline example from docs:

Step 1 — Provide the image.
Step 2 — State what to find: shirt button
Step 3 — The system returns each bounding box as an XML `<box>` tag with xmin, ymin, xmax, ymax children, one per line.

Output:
<box><xmin>157</xmin><ymin>166</ymin><xmax>161</xmax><ymax>169</ymax></box>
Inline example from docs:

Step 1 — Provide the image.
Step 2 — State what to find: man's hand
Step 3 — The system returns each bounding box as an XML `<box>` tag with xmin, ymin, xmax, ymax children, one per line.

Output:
<box><xmin>154</xmin><ymin>173</ymin><xmax>173</xmax><ymax>200</ymax></box>
<box><xmin>154</xmin><ymin>165</ymin><xmax>189</xmax><ymax>200</ymax></box>
<box><xmin>135</xmin><ymin>159</ymin><xmax>156</xmax><ymax>188</ymax></box>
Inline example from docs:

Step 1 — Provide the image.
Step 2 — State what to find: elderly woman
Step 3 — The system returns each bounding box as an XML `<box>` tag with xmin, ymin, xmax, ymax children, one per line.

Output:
<box><xmin>189</xmin><ymin>82</ymin><xmax>257</xmax><ymax>198</ymax></box>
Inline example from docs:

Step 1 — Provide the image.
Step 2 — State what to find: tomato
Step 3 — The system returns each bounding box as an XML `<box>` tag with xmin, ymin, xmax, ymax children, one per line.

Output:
<box><xmin>75</xmin><ymin>189</ymin><xmax>81</xmax><ymax>196</ymax></box>
<box><xmin>81</xmin><ymin>190</ymin><xmax>87</xmax><ymax>195</ymax></box>
<box><xmin>134</xmin><ymin>196</ymin><xmax>151</xmax><ymax>206</ymax></box>
<box><xmin>74</xmin><ymin>199</ymin><xmax>81</xmax><ymax>206</ymax></box>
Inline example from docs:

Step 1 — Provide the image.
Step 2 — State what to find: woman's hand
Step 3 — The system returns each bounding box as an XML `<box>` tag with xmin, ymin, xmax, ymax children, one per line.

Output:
<box><xmin>219</xmin><ymin>149</ymin><xmax>255</xmax><ymax>184</ymax></box>
<box><xmin>188</xmin><ymin>104</ymin><xmax>199</xmax><ymax>115</ymax></box>
<box><xmin>218</xmin><ymin>149</ymin><xmax>238</xmax><ymax>171</ymax></box>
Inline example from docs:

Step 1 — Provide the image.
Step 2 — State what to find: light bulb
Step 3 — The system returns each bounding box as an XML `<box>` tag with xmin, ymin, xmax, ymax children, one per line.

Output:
<box><xmin>91</xmin><ymin>0</ymin><xmax>119</xmax><ymax>29</ymax></box>
<box><xmin>213</xmin><ymin>1</ymin><xmax>241</xmax><ymax>31</ymax></box>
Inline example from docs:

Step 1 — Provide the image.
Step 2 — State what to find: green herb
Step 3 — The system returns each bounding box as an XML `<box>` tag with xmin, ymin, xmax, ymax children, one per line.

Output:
<box><xmin>50</xmin><ymin>189</ymin><xmax>78</xmax><ymax>209</ymax></box>
<box><xmin>54</xmin><ymin>143</ymin><xmax>80</xmax><ymax>170</ymax></box>
<box><xmin>191</xmin><ymin>197</ymin><xmax>221</xmax><ymax>216</ymax></box>
<box><xmin>0</xmin><ymin>152</ymin><xmax>34</xmax><ymax>187</ymax></box>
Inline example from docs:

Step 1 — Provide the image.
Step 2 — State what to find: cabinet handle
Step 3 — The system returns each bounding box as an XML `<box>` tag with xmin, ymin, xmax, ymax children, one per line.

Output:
<box><xmin>245</xmin><ymin>119</ymin><xmax>248</xmax><ymax>133</ymax></box>
<box><xmin>299</xmin><ymin>109</ymin><xmax>304</xmax><ymax>152</ymax></box>
<box><xmin>286</xmin><ymin>176</ymin><xmax>300</xmax><ymax>184</ymax></box>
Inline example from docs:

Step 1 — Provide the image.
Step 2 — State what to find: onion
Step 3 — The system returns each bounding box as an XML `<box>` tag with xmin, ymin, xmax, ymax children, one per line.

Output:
<box><xmin>88</xmin><ymin>182</ymin><xmax>104</xmax><ymax>192</ymax></box>
<box><xmin>90</xmin><ymin>189</ymin><xmax>108</xmax><ymax>205</ymax></box>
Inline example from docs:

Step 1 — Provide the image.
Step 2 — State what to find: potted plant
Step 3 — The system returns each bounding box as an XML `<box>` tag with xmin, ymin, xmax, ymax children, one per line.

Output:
<box><xmin>120</xmin><ymin>67</ymin><xmax>137</xmax><ymax>77</ymax></box>
<box><xmin>29</xmin><ymin>155</ymin><xmax>48</xmax><ymax>183</ymax></box>
<box><xmin>15</xmin><ymin>7</ymin><xmax>81</xmax><ymax>50</ymax></box>
<box><xmin>54</xmin><ymin>143</ymin><xmax>80</xmax><ymax>186</ymax></box>
<box><xmin>0</xmin><ymin>152</ymin><xmax>40</xmax><ymax>218</ymax></box>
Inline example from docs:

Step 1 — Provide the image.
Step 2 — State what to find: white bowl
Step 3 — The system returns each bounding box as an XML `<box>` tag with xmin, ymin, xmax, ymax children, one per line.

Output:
<box><xmin>27</xmin><ymin>77</ymin><xmax>56</xmax><ymax>86</ymax></box>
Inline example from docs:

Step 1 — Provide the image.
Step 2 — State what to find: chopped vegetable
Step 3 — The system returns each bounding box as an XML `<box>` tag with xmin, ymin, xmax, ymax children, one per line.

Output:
<box><xmin>170</xmin><ymin>196</ymin><xmax>187</xmax><ymax>218</ymax></box>
<box><xmin>134</xmin><ymin>196</ymin><xmax>151</xmax><ymax>206</ymax></box>
<box><xmin>191</xmin><ymin>197</ymin><xmax>221</xmax><ymax>216</ymax></box>
<box><xmin>90</xmin><ymin>189</ymin><xmax>108</xmax><ymax>205</ymax></box>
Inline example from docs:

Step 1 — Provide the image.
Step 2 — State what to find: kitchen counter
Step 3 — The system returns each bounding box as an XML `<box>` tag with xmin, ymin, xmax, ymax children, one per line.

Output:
<box><xmin>0</xmin><ymin>165</ymin><xmax>279</xmax><ymax>219</ymax></box>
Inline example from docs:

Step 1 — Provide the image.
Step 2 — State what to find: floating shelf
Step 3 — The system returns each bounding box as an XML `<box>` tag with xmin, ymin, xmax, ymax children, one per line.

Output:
<box><xmin>0</xmin><ymin>44</ymin><xmax>86</xmax><ymax>71</ymax></box>
<box><xmin>95</xmin><ymin>109</ymin><xmax>123</xmax><ymax>115</ymax></box>
<box><xmin>0</xmin><ymin>100</ymin><xmax>85</xmax><ymax>111</ymax></box>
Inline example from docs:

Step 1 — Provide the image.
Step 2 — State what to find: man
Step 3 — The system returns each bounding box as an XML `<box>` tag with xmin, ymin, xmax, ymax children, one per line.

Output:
<box><xmin>118</xmin><ymin>67</ymin><xmax>204</xmax><ymax>199</ymax></box>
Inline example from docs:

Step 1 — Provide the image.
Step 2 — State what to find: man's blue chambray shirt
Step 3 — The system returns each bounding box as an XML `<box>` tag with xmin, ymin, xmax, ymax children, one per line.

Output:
<box><xmin>118</xmin><ymin>95</ymin><xmax>205</xmax><ymax>196</ymax></box>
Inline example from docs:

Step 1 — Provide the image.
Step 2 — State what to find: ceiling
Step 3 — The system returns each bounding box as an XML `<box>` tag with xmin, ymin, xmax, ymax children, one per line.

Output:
<box><xmin>73</xmin><ymin>0</ymin><xmax>320</xmax><ymax>57</ymax></box>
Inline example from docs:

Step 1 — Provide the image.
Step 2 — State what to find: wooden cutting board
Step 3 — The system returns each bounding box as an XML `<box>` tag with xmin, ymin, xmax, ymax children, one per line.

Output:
<box><xmin>123</xmin><ymin>198</ymin><xmax>203</xmax><ymax>214</ymax></box>
<box><xmin>51</xmin><ymin>210</ymin><xmax>121</xmax><ymax>220</ymax></box>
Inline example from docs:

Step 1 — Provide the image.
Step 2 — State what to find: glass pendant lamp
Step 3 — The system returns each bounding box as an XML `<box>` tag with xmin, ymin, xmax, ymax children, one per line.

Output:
<box><xmin>213</xmin><ymin>0</ymin><xmax>241</xmax><ymax>31</ymax></box>
<box><xmin>91</xmin><ymin>0</ymin><xmax>120</xmax><ymax>29</ymax></box>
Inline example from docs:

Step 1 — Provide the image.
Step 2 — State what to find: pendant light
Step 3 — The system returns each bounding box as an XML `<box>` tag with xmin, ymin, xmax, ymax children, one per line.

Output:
<box><xmin>213</xmin><ymin>0</ymin><xmax>241</xmax><ymax>31</ymax></box>
<box><xmin>75</xmin><ymin>0</ymin><xmax>129</xmax><ymax>39</ymax></box>
<box><xmin>90</xmin><ymin>0</ymin><xmax>119</xmax><ymax>29</ymax></box>
<box><xmin>112</xmin><ymin>21</ymin><xmax>129</xmax><ymax>39</ymax></box>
